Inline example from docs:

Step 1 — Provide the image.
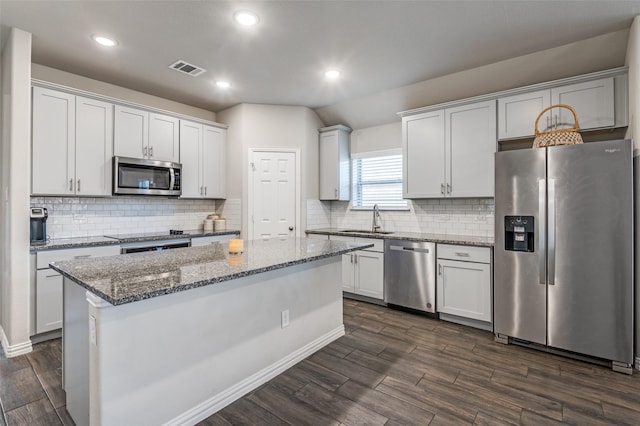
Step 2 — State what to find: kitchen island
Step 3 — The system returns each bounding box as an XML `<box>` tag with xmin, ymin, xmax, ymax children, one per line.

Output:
<box><xmin>50</xmin><ymin>237</ymin><xmax>372</xmax><ymax>426</ymax></box>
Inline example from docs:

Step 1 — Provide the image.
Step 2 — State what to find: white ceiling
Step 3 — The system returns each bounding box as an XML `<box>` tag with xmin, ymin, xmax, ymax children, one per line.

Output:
<box><xmin>2</xmin><ymin>1</ymin><xmax>640</xmax><ymax>127</ymax></box>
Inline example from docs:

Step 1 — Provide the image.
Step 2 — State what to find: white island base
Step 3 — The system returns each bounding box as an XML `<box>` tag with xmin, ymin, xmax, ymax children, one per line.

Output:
<box><xmin>63</xmin><ymin>257</ymin><xmax>343</xmax><ymax>425</ymax></box>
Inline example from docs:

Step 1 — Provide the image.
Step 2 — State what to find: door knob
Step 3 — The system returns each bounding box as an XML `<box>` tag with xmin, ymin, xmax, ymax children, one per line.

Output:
<box><xmin>289</xmin><ymin>226</ymin><xmax>294</xmax><ymax>231</ymax></box>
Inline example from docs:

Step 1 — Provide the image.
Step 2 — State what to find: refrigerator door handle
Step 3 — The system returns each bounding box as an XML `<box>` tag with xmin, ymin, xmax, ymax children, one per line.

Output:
<box><xmin>538</xmin><ymin>179</ymin><xmax>546</xmax><ymax>285</ymax></box>
<box><xmin>548</xmin><ymin>178</ymin><xmax>556</xmax><ymax>285</ymax></box>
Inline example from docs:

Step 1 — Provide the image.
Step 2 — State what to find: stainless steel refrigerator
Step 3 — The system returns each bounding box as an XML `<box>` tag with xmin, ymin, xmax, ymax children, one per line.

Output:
<box><xmin>494</xmin><ymin>139</ymin><xmax>633</xmax><ymax>373</ymax></box>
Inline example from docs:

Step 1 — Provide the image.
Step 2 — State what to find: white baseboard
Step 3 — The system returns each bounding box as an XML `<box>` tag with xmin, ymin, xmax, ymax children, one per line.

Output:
<box><xmin>164</xmin><ymin>324</ymin><xmax>345</xmax><ymax>426</ymax></box>
<box><xmin>635</xmin><ymin>356</ymin><xmax>640</xmax><ymax>371</ymax></box>
<box><xmin>0</xmin><ymin>326</ymin><xmax>33</xmax><ymax>358</ymax></box>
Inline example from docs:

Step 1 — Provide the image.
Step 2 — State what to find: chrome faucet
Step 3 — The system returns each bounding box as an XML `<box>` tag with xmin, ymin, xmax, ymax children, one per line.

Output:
<box><xmin>372</xmin><ymin>204</ymin><xmax>382</xmax><ymax>233</ymax></box>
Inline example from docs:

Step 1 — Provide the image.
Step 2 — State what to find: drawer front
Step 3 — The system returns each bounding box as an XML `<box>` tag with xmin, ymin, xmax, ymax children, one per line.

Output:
<box><xmin>437</xmin><ymin>244</ymin><xmax>490</xmax><ymax>263</ymax></box>
<box><xmin>355</xmin><ymin>237</ymin><xmax>384</xmax><ymax>252</ymax></box>
<box><xmin>37</xmin><ymin>245</ymin><xmax>121</xmax><ymax>269</ymax></box>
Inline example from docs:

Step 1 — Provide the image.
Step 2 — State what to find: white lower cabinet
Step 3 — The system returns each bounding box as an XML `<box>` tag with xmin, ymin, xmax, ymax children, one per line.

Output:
<box><xmin>332</xmin><ymin>236</ymin><xmax>384</xmax><ymax>300</ymax></box>
<box><xmin>436</xmin><ymin>244</ymin><xmax>492</xmax><ymax>330</ymax></box>
<box><xmin>33</xmin><ymin>245</ymin><xmax>120</xmax><ymax>335</ymax></box>
<box><xmin>190</xmin><ymin>234</ymin><xmax>238</xmax><ymax>246</ymax></box>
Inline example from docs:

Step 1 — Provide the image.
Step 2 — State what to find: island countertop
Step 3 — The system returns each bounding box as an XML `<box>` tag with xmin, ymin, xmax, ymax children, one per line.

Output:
<box><xmin>50</xmin><ymin>237</ymin><xmax>372</xmax><ymax>306</ymax></box>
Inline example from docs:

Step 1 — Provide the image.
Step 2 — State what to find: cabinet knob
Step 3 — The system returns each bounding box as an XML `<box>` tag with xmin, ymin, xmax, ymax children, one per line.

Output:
<box><xmin>150</xmin><ymin>146</ymin><xmax>154</xmax><ymax>157</ymax></box>
<box><xmin>204</xmin><ymin>186</ymin><xmax>207</xmax><ymax>196</ymax></box>
<box><xmin>289</xmin><ymin>226</ymin><xmax>294</xmax><ymax>231</ymax></box>
<box><xmin>77</xmin><ymin>179</ymin><xmax>81</xmax><ymax>192</ymax></box>
<box><xmin>69</xmin><ymin>179</ymin><xmax>73</xmax><ymax>191</ymax></box>
<box><xmin>441</xmin><ymin>183</ymin><xmax>445</xmax><ymax>195</ymax></box>
<box><xmin>334</xmin><ymin>188</ymin><xmax>338</xmax><ymax>198</ymax></box>
<box><xmin>446</xmin><ymin>183</ymin><xmax>451</xmax><ymax>194</ymax></box>
<box><xmin>143</xmin><ymin>146</ymin><xmax>148</xmax><ymax>157</ymax></box>
<box><xmin>438</xmin><ymin>263</ymin><xmax>442</xmax><ymax>275</ymax></box>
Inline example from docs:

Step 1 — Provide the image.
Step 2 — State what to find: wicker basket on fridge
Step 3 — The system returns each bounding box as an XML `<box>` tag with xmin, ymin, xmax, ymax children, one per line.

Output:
<box><xmin>532</xmin><ymin>104</ymin><xmax>583</xmax><ymax>148</ymax></box>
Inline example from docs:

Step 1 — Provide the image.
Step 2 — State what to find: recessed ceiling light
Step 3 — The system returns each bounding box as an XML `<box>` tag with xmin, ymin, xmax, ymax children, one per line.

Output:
<box><xmin>325</xmin><ymin>70</ymin><xmax>341</xmax><ymax>80</ymax></box>
<box><xmin>216</xmin><ymin>81</ymin><xmax>231</xmax><ymax>89</ymax></box>
<box><xmin>234</xmin><ymin>11</ymin><xmax>259</xmax><ymax>26</ymax></box>
<box><xmin>92</xmin><ymin>35</ymin><xmax>117</xmax><ymax>47</ymax></box>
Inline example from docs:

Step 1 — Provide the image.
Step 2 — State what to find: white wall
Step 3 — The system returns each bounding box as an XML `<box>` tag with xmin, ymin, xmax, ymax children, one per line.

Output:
<box><xmin>316</xmin><ymin>29</ymin><xmax>629</xmax><ymax>129</ymax></box>
<box><xmin>350</xmin><ymin>122</ymin><xmax>401</xmax><ymax>154</ymax></box>
<box><xmin>216</xmin><ymin>104</ymin><xmax>324</xmax><ymax>238</ymax></box>
<box><xmin>32</xmin><ymin>64</ymin><xmax>216</xmax><ymax>122</ymax></box>
<box><xmin>0</xmin><ymin>28</ymin><xmax>33</xmax><ymax>357</ymax></box>
<box><xmin>625</xmin><ymin>15</ymin><xmax>640</xmax><ymax>365</ymax></box>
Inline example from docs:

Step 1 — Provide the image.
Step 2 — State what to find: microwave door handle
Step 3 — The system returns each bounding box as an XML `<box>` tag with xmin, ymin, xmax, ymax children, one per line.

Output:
<box><xmin>169</xmin><ymin>168</ymin><xmax>175</xmax><ymax>190</ymax></box>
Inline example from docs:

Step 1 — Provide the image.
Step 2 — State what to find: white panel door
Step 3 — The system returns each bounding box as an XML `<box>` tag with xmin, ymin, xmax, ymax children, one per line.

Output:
<box><xmin>355</xmin><ymin>250</ymin><xmax>384</xmax><ymax>299</ymax></box>
<box><xmin>403</xmin><ymin>111</ymin><xmax>445</xmax><ymax>198</ymax></box>
<box><xmin>447</xmin><ymin>100</ymin><xmax>496</xmax><ymax>198</ymax></box>
<box><xmin>75</xmin><ymin>96</ymin><xmax>113</xmax><ymax>196</ymax></box>
<box><xmin>551</xmin><ymin>78</ymin><xmax>615</xmax><ymax>131</ymax></box>
<box><xmin>148</xmin><ymin>113</ymin><xmax>179</xmax><ymax>162</ymax></box>
<box><xmin>32</xmin><ymin>87</ymin><xmax>75</xmax><ymax>195</ymax></box>
<box><xmin>202</xmin><ymin>125</ymin><xmax>226</xmax><ymax>199</ymax></box>
<box><xmin>179</xmin><ymin>121</ymin><xmax>202</xmax><ymax>198</ymax></box>
<box><xmin>497</xmin><ymin>89</ymin><xmax>551</xmax><ymax>139</ymax></box>
<box><xmin>114</xmin><ymin>105</ymin><xmax>149</xmax><ymax>159</ymax></box>
<box><xmin>251</xmin><ymin>151</ymin><xmax>296</xmax><ymax>240</ymax></box>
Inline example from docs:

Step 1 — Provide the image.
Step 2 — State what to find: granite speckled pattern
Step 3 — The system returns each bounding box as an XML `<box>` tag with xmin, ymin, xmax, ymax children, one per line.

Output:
<box><xmin>30</xmin><ymin>230</ymin><xmax>241</xmax><ymax>252</ymax></box>
<box><xmin>50</xmin><ymin>238</ymin><xmax>373</xmax><ymax>306</ymax></box>
<box><xmin>305</xmin><ymin>228</ymin><xmax>494</xmax><ymax>247</ymax></box>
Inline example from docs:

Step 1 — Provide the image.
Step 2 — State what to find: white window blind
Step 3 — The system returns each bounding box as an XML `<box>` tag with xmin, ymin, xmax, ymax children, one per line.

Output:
<box><xmin>352</xmin><ymin>153</ymin><xmax>408</xmax><ymax>209</ymax></box>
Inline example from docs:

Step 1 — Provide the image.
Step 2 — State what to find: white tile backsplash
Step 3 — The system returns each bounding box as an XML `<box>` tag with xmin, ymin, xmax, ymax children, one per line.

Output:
<box><xmin>324</xmin><ymin>198</ymin><xmax>494</xmax><ymax>237</ymax></box>
<box><xmin>30</xmin><ymin>197</ymin><xmax>220</xmax><ymax>239</ymax></box>
<box><xmin>306</xmin><ymin>199</ymin><xmax>331</xmax><ymax>229</ymax></box>
<box><xmin>216</xmin><ymin>198</ymin><xmax>242</xmax><ymax>232</ymax></box>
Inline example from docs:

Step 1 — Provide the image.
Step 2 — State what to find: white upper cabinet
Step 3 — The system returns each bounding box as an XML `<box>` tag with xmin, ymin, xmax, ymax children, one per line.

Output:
<box><xmin>148</xmin><ymin>113</ymin><xmax>180</xmax><ymax>163</ymax></box>
<box><xmin>446</xmin><ymin>101</ymin><xmax>496</xmax><ymax>198</ymax></box>
<box><xmin>32</xmin><ymin>87</ymin><xmax>76</xmax><ymax>195</ymax></box>
<box><xmin>319</xmin><ymin>125</ymin><xmax>351</xmax><ymax>201</ymax></box>
<box><xmin>114</xmin><ymin>107</ymin><xmax>179</xmax><ymax>162</ymax></box>
<box><xmin>551</xmin><ymin>78</ymin><xmax>615</xmax><ymax>131</ymax></box>
<box><xmin>75</xmin><ymin>96</ymin><xmax>113</xmax><ymax>196</ymax></box>
<box><xmin>403</xmin><ymin>100</ymin><xmax>496</xmax><ymax>199</ymax></box>
<box><xmin>497</xmin><ymin>90</ymin><xmax>551</xmax><ymax>140</ymax></box>
<box><xmin>179</xmin><ymin>120</ymin><xmax>226</xmax><ymax>199</ymax></box>
<box><xmin>498</xmin><ymin>77</ymin><xmax>615</xmax><ymax>140</ymax></box>
<box><xmin>202</xmin><ymin>125</ymin><xmax>226</xmax><ymax>199</ymax></box>
<box><xmin>179</xmin><ymin>120</ymin><xmax>202</xmax><ymax>198</ymax></box>
<box><xmin>32</xmin><ymin>87</ymin><xmax>112</xmax><ymax>196</ymax></box>
<box><xmin>114</xmin><ymin>105</ymin><xmax>148</xmax><ymax>159</ymax></box>
<box><xmin>403</xmin><ymin>111</ymin><xmax>445</xmax><ymax>198</ymax></box>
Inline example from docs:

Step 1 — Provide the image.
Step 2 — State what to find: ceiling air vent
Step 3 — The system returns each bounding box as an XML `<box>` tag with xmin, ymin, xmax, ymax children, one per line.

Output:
<box><xmin>169</xmin><ymin>60</ymin><xmax>206</xmax><ymax>77</ymax></box>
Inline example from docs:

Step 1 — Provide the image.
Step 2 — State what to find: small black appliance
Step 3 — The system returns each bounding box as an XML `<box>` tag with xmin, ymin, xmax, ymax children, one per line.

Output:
<box><xmin>30</xmin><ymin>207</ymin><xmax>48</xmax><ymax>244</ymax></box>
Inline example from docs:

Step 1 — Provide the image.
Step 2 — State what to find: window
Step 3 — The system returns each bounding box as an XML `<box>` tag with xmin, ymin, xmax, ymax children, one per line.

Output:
<box><xmin>351</xmin><ymin>150</ymin><xmax>408</xmax><ymax>209</ymax></box>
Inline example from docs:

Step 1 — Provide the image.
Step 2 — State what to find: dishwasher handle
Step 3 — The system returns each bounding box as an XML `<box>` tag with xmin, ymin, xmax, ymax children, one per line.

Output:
<box><xmin>388</xmin><ymin>245</ymin><xmax>430</xmax><ymax>253</ymax></box>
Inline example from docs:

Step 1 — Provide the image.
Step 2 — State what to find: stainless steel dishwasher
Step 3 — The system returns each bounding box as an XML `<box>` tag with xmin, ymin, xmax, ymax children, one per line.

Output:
<box><xmin>384</xmin><ymin>240</ymin><xmax>436</xmax><ymax>313</ymax></box>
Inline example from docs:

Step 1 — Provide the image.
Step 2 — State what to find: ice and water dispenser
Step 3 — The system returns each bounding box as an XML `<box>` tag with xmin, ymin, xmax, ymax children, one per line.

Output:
<box><xmin>504</xmin><ymin>216</ymin><xmax>534</xmax><ymax>252</ymax></box>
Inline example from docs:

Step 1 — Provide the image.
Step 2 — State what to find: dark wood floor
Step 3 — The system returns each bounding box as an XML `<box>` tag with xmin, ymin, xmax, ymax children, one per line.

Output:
<box><xmin>2</xmin><ymin>300</ymin><xmax>640</xmax><ymax>425</ymax></box>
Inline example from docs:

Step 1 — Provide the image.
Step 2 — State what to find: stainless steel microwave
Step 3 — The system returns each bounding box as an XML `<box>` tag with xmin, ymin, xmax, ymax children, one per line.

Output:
<box><xmin>113</xmin><ymin>156</ymin><xmax>182</xmax><ymax>196</ymax></box>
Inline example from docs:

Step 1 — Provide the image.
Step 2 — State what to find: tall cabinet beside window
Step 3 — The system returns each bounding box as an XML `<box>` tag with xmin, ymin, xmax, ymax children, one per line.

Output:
<box><xmin>319</xmin><ymin>125</ymin><xmax>352</xmax><ymax>201</ymax></box>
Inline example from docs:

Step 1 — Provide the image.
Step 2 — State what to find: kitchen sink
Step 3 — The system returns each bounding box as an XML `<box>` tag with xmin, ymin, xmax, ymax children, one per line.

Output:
<box><xmin>340</xmin><ymin>229</ymin><xmax>394</xmax><ymax>235</ymax></box>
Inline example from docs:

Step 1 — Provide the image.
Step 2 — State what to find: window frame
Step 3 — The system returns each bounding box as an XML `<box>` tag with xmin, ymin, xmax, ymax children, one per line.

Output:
<box><xmin>350</xmin><ymin>149</ymin><xmax>409</xmax><ymax>211</ymax></box>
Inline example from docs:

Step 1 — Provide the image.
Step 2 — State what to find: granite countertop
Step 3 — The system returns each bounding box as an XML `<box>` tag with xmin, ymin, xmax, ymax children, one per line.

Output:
<box><xmin>30</xmin><ymin>230</ymin><xmax>241</xmax><ymax>252</ymax></box>
<box><xmin>306</xmin><ymin>228</ymin><xmax>494</xmax><ymax>247</ymax></box>
<box><xmin>50</xmin><ymin>238</ymin><xmax>373</xmax><ymax>306</ymax></box>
